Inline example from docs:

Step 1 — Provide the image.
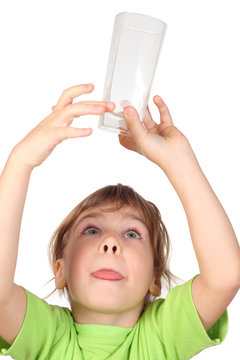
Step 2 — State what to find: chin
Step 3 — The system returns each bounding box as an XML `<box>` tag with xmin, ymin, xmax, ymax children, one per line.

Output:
<box><xmin>90</xmin><ymin>295</ymin><xmax>124</xmax><ymax>312</ymax></box>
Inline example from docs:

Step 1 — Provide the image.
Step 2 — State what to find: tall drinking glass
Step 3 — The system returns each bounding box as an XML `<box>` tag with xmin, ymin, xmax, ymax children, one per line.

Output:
<box><xmin>98</xmin><ymin>12</ymin><xmax>167</xmax><ymax>136</ymax></box>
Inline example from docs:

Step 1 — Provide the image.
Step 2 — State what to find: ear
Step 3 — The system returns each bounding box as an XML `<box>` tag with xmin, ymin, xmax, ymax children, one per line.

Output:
<box><xmin>149</xmin><ymin>274</ymin><xmax>161</xmax><ymax>297</ymax></box>
<box><xmin>55</xmin><ymin>258</ymin><xmax>67</xmax><ymax>290</ymax></box>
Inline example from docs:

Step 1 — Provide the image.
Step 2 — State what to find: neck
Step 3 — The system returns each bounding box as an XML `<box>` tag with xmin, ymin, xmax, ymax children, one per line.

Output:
<box><xmin>70</xmin><ymin>299</ymin><xmax>145</xmax><ymax>328</ymax></box>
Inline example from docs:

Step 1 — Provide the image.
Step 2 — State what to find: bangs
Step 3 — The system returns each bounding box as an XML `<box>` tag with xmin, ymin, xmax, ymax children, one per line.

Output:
<box><xmin>71</xmin><ymin>184</ymin><xmax>154</xmax><ymax>238</ymax></box>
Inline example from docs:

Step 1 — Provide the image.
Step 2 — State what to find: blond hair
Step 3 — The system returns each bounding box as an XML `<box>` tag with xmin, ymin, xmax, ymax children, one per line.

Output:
<box><xmin>43</xmin><ymin>184</ymin><xmax>180</xmax><ymax>304</ymax></box>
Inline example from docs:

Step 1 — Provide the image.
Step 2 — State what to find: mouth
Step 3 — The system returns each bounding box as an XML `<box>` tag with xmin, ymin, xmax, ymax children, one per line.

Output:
<box><xmin>91</xmin><ymin>268</ymin><xmax>124</xmax><ymax>281</ymax></box>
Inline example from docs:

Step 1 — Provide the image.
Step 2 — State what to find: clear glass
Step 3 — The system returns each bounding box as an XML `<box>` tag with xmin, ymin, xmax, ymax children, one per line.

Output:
<box><xmin>98</xmin><ymin>12</ymin><xmax>167</xmax><ymax>136</ymax></box>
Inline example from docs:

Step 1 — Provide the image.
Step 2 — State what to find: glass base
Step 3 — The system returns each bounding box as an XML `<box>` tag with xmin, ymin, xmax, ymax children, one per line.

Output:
<box><xmin>98</xmin><ymin>112</ymin><xmax>130</xmax><ymax>136</ymax></box>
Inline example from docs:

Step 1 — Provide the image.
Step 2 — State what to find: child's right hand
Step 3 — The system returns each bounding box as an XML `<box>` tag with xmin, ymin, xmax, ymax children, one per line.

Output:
<box><xmin>10</xmin><ymin>83</ymin><xmax>115</xmax><ymax>169</ymax></box>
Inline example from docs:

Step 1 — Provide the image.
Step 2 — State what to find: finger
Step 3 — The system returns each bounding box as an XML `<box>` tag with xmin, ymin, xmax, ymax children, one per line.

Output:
<box><xmin>72</xmin><ymin>100</ymin><xmax>115</xmax><ymax>110</ymax></box>
<box><xmin>145</xmin><ymin>105</ymin><xmax>153</xmax><ymax>122</ymax></box>
<box><xmin>55</xmin><ymin>102</ymin><xmax>113</xmax><ymax>126</ymax></box>
<box><xmin>64</xmin><ymin>126</ymin><xmax>92</xmax><ymax>138</ymax></box>
<box><xmin>142</xmin><ymin>105</ymin><xmax>158</xmax><ymax>132</ymax></box>
<box><xmin>54</xmin><ymin>126</ymin><xmax>93</xmax><ymax>141</ymax></box>
<box><xmin>52</xmin><ymin>100</ymin><xmax>115</xmax><ymax>112</ymax></box>
<box><xmin>55</xmin><ymin>83</ymin><xmax>94</xmax><ymax>109</ymax></box>
<box><xmin>66</xmin><ymin>102</ymin><xmax>115</xmax><ymax>116</ymax></box>
<box><xmin>123</xmin><ymin>106</ymin><xmax>146</xmax><ymax>143</ymax></box>
<box><xmin>153</xmin><ymin>95</ymin><xmax>173</xmax><ymax>125</ymax></box>
<box><xmin>118</xmin><ymin>133</ymin><xmax>137</xmax><ymax>152</ymax></box>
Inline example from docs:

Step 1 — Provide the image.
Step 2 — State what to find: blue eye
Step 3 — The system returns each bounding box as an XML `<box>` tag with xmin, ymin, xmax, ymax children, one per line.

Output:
<box><xmin>83</xmin><ymin>226</ymin><xmax>99</xmax><ymax>235</ymax></box>
<box><xmin>82</xmin><ymin>224</ymin><xmax>142</xmax><ymax>239</ymax></box>
<box><xmin>125</xmin><ymin>230</ymin><xmax>142</xmax><ymax>239</ymax></box>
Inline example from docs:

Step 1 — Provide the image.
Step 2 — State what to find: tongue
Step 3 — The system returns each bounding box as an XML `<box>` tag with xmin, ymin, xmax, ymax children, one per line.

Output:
<box><xmin>92</xmin><ymin>270</ymin><xmax>123</xmax><ymax>280</ymax></box>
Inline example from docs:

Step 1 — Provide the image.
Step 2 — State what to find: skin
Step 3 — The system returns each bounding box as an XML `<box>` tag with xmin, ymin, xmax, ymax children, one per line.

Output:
<box><xmin>55</xmin><ymin>204</ymin><xmax>156</xmax><ymax>327</ymax></box>
<box><xmin>1</xmin><ymin>83</ymin><xmax>238</xmax><ymax>340</ymax></box>
<box><xmin>25</xmin><ymin>83</ymin><xmax>240</xmax><ymax>330</ymax></box>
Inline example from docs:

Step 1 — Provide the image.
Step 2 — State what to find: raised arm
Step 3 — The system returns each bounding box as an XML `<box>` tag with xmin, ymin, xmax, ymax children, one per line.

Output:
<box><xmin>0</xmin><ymin>83</ymin><xmax>115</xmax><ymax>344</ymax></box>
<box><xmin>160</xmin><ymin>143</ymin><xmax>240</xmax><ymax>330</ymax></box>
<box><xmin>120</xmin><ymin>97</ymin><xmax>240</xmax><ymax>331</ymax></box>
<box><xmin>0</xmin><ymin>152</ymin><xmax>32</xmax><ymax>302</ymax></box>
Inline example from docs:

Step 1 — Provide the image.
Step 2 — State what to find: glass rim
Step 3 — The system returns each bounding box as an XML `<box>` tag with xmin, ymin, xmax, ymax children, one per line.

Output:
<box><xmin>115</xmin><ymin>12</ymin><xmax>167</xmax><ymax>34</ymax></box>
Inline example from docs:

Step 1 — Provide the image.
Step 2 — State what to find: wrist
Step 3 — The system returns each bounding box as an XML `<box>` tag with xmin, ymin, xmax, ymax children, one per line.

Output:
<box><xmin>157</xmin><ymin>138</ymin><xmax>199</xmax><ymax>175</ymax></box>
<box><xmin>7</xmin><ymin>145</ymin><xmax>34</xmax><ymax>174</ymax></box>
<box><xmin>158</xmin><ymin>141</ymin><xmax>203</xmax><ymax>192</ymax></box>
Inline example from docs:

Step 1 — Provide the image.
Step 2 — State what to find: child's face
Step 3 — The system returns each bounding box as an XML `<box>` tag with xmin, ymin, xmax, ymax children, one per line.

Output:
<box><xmin>55</xmin><ymin>204</ymin><xmax>155</xmax><ymax>327</ymax></box>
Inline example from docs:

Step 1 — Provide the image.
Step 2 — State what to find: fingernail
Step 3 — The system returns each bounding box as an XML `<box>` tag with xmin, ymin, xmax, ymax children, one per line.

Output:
<box><xmin>83</xmin><ymin>128</ymin><xmax>92</xmax><ymax>134</ymax></box>
<box><xmin>106</xmin><ymin>102</ymin><xmax>114</xmax><ymax>108</ymax></box>
<box><xmin>125</xmin><ymin>107</ymin><xmax>133</xmax><ymax>115</ymax></box>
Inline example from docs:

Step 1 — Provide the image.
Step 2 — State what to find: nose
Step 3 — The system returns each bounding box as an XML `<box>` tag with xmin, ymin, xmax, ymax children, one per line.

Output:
<box><xmin>99</xmin><ymin>235</ymin><xmax>121</xmax><ymax>255</ymax></box>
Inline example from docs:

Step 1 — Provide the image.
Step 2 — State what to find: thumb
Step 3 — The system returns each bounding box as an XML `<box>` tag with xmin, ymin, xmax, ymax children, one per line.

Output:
<box><xmin>123</xmin><ymin>106</ymin><xmax>146</xmax><ymax>141</ymax></box>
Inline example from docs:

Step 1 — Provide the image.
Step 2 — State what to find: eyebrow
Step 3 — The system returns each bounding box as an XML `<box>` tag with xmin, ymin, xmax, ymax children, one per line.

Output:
<box><xmin>73</xmin><ymin>211</ymin><xmax>147</xmax><ymax>231</ymax></box>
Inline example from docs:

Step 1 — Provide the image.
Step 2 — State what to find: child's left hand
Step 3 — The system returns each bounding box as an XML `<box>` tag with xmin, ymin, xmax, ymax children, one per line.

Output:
<box><xmin>119</xmin><ymin>96</ymin><xmax>194</xmax><ymax>171</ymax></box>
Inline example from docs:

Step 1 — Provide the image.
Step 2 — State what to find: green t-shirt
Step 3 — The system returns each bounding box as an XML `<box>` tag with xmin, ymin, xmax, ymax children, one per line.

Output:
<box><xmin>0</xmin><ymin>275</ymin><xmax>228</xmax><ymax>359</ymax></box>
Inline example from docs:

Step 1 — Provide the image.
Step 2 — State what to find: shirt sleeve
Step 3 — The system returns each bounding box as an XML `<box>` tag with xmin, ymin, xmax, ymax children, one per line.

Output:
<box><xmin>142</xmin><ymin>274</ymin><xmax>228</xmax><ymax>360</ymax></box>
<box><xmin>0</xmin><ymin>286</ymin><xmax>72</xmax><ymax>359</ymax></box>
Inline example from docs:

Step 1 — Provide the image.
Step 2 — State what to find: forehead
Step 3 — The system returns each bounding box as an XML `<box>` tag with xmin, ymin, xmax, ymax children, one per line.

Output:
<box><xmin>88</xmin><ymin>204</ymin><xmax>143</xmax><ymax>217</ymax></box>
<box><xmin>73</xmin><ymin>203</ymin><xmax>147</xmax><ymax>231</ymax></box>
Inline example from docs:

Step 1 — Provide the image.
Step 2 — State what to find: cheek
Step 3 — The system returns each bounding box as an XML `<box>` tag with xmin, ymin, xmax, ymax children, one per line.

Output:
<box><xmin>127</xmin><ymin>245</ymin><xmax>154</xmax><ymax>281</ymax></box>
<box><xmin>65</xmin><ymin>240</ymin><xmax>93</xmax><ymax>281</ymax></box>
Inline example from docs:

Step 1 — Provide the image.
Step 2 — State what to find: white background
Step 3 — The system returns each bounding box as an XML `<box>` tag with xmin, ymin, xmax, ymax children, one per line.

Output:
<box><xmin>0</xmin><ymin>0</ymin><xmax>239</xmax><ymax>359</ymax></box>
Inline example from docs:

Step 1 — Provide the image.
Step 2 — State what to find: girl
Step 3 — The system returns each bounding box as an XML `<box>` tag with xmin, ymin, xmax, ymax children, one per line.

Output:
<box><xmin>0</xmin><ymin>83</ymin><xmax>239</xmax><ymax>359</ymax></box>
